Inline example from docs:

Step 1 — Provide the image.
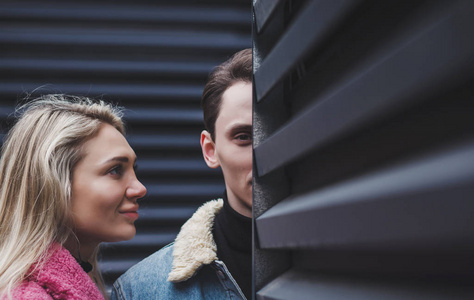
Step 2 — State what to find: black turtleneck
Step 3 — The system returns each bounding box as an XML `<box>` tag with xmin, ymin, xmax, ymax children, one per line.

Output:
<box><xmin>73</xmin><ymin>256</ymin><xmax>93</xmax><ymax>273</ymax></box>
<box><xmin>212</xmin><ymin>192</ymin><xmax>252</xmax><ymax>299</ymax></box>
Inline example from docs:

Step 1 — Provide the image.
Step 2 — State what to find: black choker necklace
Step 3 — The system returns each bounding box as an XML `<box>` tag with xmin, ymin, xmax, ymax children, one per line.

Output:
<box><xmin>75</xmin><ymin>257</ymin><xmax>93</xmax><ymax>273</ymax></box>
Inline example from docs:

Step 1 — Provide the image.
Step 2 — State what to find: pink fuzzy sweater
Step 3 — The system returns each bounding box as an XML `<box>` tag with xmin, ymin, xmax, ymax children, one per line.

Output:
<box><xmin>11</xmin><ymin>244</ymin><xmax>104</xmax><ymax>299</ymax></box>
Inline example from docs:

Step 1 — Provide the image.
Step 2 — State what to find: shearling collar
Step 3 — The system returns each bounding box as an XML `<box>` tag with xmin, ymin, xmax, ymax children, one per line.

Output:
<box><xmin>167</xmin><ymin>199</ymin><xmax>223</xmax><ymax>282</ymax></box>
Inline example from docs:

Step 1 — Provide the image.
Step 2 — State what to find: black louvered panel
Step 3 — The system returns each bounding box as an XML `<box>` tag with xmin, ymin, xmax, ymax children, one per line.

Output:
<box><xmin>0</xmin><ymin>0</ymin><xmax>251</xmax><ymax>292</ymax></box>
<box><xmin>253</xmin><ymin>0</ymin><xmax>474</xmax><ymax>298</ymax></box>
<box><xmin>254</xmin><ymin>0</ymin><xmax>360</xmax><ymax>102</ymax></box>
<box><xmin>257</xmin><ymin>269</ymin><xmax>474</xmax><ymax>300</ymax></box>
<box><xmin>258</xmin><ymin>140</ymin><xmax>474</xmax><ymax>250</ymax></box>
<box><xmin>255</xmin><ymin>0</ymin><xmax>474</xmax><ymax>176</ymax></box>
<box><xmin>253</xmin><ymin>0</ymin><xmax>284</xmax><ymax>34</ymax></box>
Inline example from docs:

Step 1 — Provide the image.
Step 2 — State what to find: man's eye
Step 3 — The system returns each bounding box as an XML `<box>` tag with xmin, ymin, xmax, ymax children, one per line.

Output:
<box><xmin>235</xmin><ymin>134</ymin><xmax>252</xmax><ymax>141</ymax></box>
<box><xmin>109</xmin><ymin>165</ymin><xmax>123</xmax><ymax>176</ymax></box>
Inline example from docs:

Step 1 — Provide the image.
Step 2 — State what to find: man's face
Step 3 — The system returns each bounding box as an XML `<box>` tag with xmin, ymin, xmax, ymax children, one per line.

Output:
<box><xmin>201</xmin><ymin>81</ymin><xmax>252</xmax><ymax>217</ymax></box>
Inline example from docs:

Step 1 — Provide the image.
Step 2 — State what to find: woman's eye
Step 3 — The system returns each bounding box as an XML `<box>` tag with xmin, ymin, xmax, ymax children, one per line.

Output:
<box><xmin>108</xmin><ymin>165</ymin><xmax>123</xmax><ymax>176</ymax></box>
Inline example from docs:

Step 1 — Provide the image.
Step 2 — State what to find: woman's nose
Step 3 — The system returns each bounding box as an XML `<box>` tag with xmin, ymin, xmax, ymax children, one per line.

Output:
<box><xmin>127</xmin><ymin>177</ymin><xmax>147</xmax><ymax>200</ymax></box>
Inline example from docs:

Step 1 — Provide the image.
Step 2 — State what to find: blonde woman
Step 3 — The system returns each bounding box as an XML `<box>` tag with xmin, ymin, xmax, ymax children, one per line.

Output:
<box><xmin>0</xmin><ymin>95</ymin><xmax>147</xmax><ymax>299</ymax></box>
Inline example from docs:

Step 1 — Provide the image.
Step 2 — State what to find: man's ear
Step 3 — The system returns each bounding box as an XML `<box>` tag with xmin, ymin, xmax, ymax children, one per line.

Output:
<box><xmin>200</xmin><ymin>130</ymin><xmax>220</xmax><ymax>169</ymax></box>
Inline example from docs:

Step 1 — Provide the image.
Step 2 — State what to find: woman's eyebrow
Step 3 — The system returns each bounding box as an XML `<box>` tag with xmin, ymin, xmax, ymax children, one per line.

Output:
<box><xmin>103</xmin><ymin>156</ymin><xmax>137</xmax><ymax>164</ymax></box>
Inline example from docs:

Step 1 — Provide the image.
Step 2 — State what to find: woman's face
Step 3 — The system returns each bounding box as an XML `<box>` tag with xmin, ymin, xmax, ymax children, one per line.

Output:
<box><xmin>71</xmin><ymin>123</ymin><xmax>147</xmax><ymax>246</ymax></box>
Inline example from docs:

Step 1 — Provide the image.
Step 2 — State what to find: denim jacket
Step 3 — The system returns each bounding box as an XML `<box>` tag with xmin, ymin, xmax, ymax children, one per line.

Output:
<box><xmin>111</xmin><ymin>199</ymin><xmax>247</xmax><ymax>300</ymax></box>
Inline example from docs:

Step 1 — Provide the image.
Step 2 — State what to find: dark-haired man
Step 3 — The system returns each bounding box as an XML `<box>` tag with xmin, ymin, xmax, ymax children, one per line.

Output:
<box><xmin>111</xmin><ymin>48</ymin><xmax>252</xmax><ymax>300</ymax></box>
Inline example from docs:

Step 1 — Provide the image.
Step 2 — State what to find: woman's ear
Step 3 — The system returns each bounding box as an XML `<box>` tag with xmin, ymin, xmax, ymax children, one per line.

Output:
<box><xmin>200</xmin><ymin>130</ymin><xmax>220</xmax><ymax>169</ymax></box>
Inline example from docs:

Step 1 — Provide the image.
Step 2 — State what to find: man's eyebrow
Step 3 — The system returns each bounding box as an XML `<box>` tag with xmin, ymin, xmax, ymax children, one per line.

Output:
<box><xmin>227</xmin><ymin>123</ymin><xmax>252</xmax><ymax>133</ymax></box>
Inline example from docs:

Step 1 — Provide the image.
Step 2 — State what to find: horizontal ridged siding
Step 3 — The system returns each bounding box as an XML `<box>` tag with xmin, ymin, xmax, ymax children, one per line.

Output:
<box><xmin>0</xmin><ymin>0</ymin><xmax>251</xmax><ymax>292</ymax></box>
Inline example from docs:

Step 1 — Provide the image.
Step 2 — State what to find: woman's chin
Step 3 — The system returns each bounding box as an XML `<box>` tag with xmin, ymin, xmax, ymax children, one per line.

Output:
<box><xmin>104</xmin><ymin>227</ymin><xmax>136</xmax><ymax>243</ymax></box>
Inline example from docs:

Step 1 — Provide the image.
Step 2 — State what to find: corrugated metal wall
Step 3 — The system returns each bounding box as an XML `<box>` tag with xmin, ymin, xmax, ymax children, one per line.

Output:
<box><xmin>0</xmin><ymin>0</ymin><xmax>251</xmax><ymax>291</ymax></box>
<box><xmin>253</xmin><ymin>0</ymin><xmax>474</xmax><ymax>298</ymax></box>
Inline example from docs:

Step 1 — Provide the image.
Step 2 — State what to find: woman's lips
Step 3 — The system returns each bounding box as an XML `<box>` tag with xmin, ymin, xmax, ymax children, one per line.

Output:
<box><xmin>121</xmin><ymin>211</ymin><xmax>139</xmax><ymax>220</ymax></box>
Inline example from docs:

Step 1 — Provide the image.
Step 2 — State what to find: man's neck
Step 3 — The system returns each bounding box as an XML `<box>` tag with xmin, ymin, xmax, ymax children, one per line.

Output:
<box><xmin>225</xmin><ymin>188</ymin><xmax>252</xmax><ymax>218</ymax></box>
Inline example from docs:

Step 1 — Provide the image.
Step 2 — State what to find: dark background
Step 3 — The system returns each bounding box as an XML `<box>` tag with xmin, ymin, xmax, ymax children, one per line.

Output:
<box><xmin>0</xmin><ymin>0</ymin><xmax>251</xmax><ymax>292</ymax></box>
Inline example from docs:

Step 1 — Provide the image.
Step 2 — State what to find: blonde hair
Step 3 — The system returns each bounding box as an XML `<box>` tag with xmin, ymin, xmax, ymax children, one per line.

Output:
<box><xmin>0</xmin><ymin>94</ymin><xmax>124</xmax><ymax>298</ymax></box>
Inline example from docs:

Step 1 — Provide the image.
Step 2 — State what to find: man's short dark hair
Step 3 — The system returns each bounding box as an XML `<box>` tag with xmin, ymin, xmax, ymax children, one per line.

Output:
<box><xmin>201</xmin><ymin>48</ymin><xmax>252</xmax><ymax>141</ymax></box>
